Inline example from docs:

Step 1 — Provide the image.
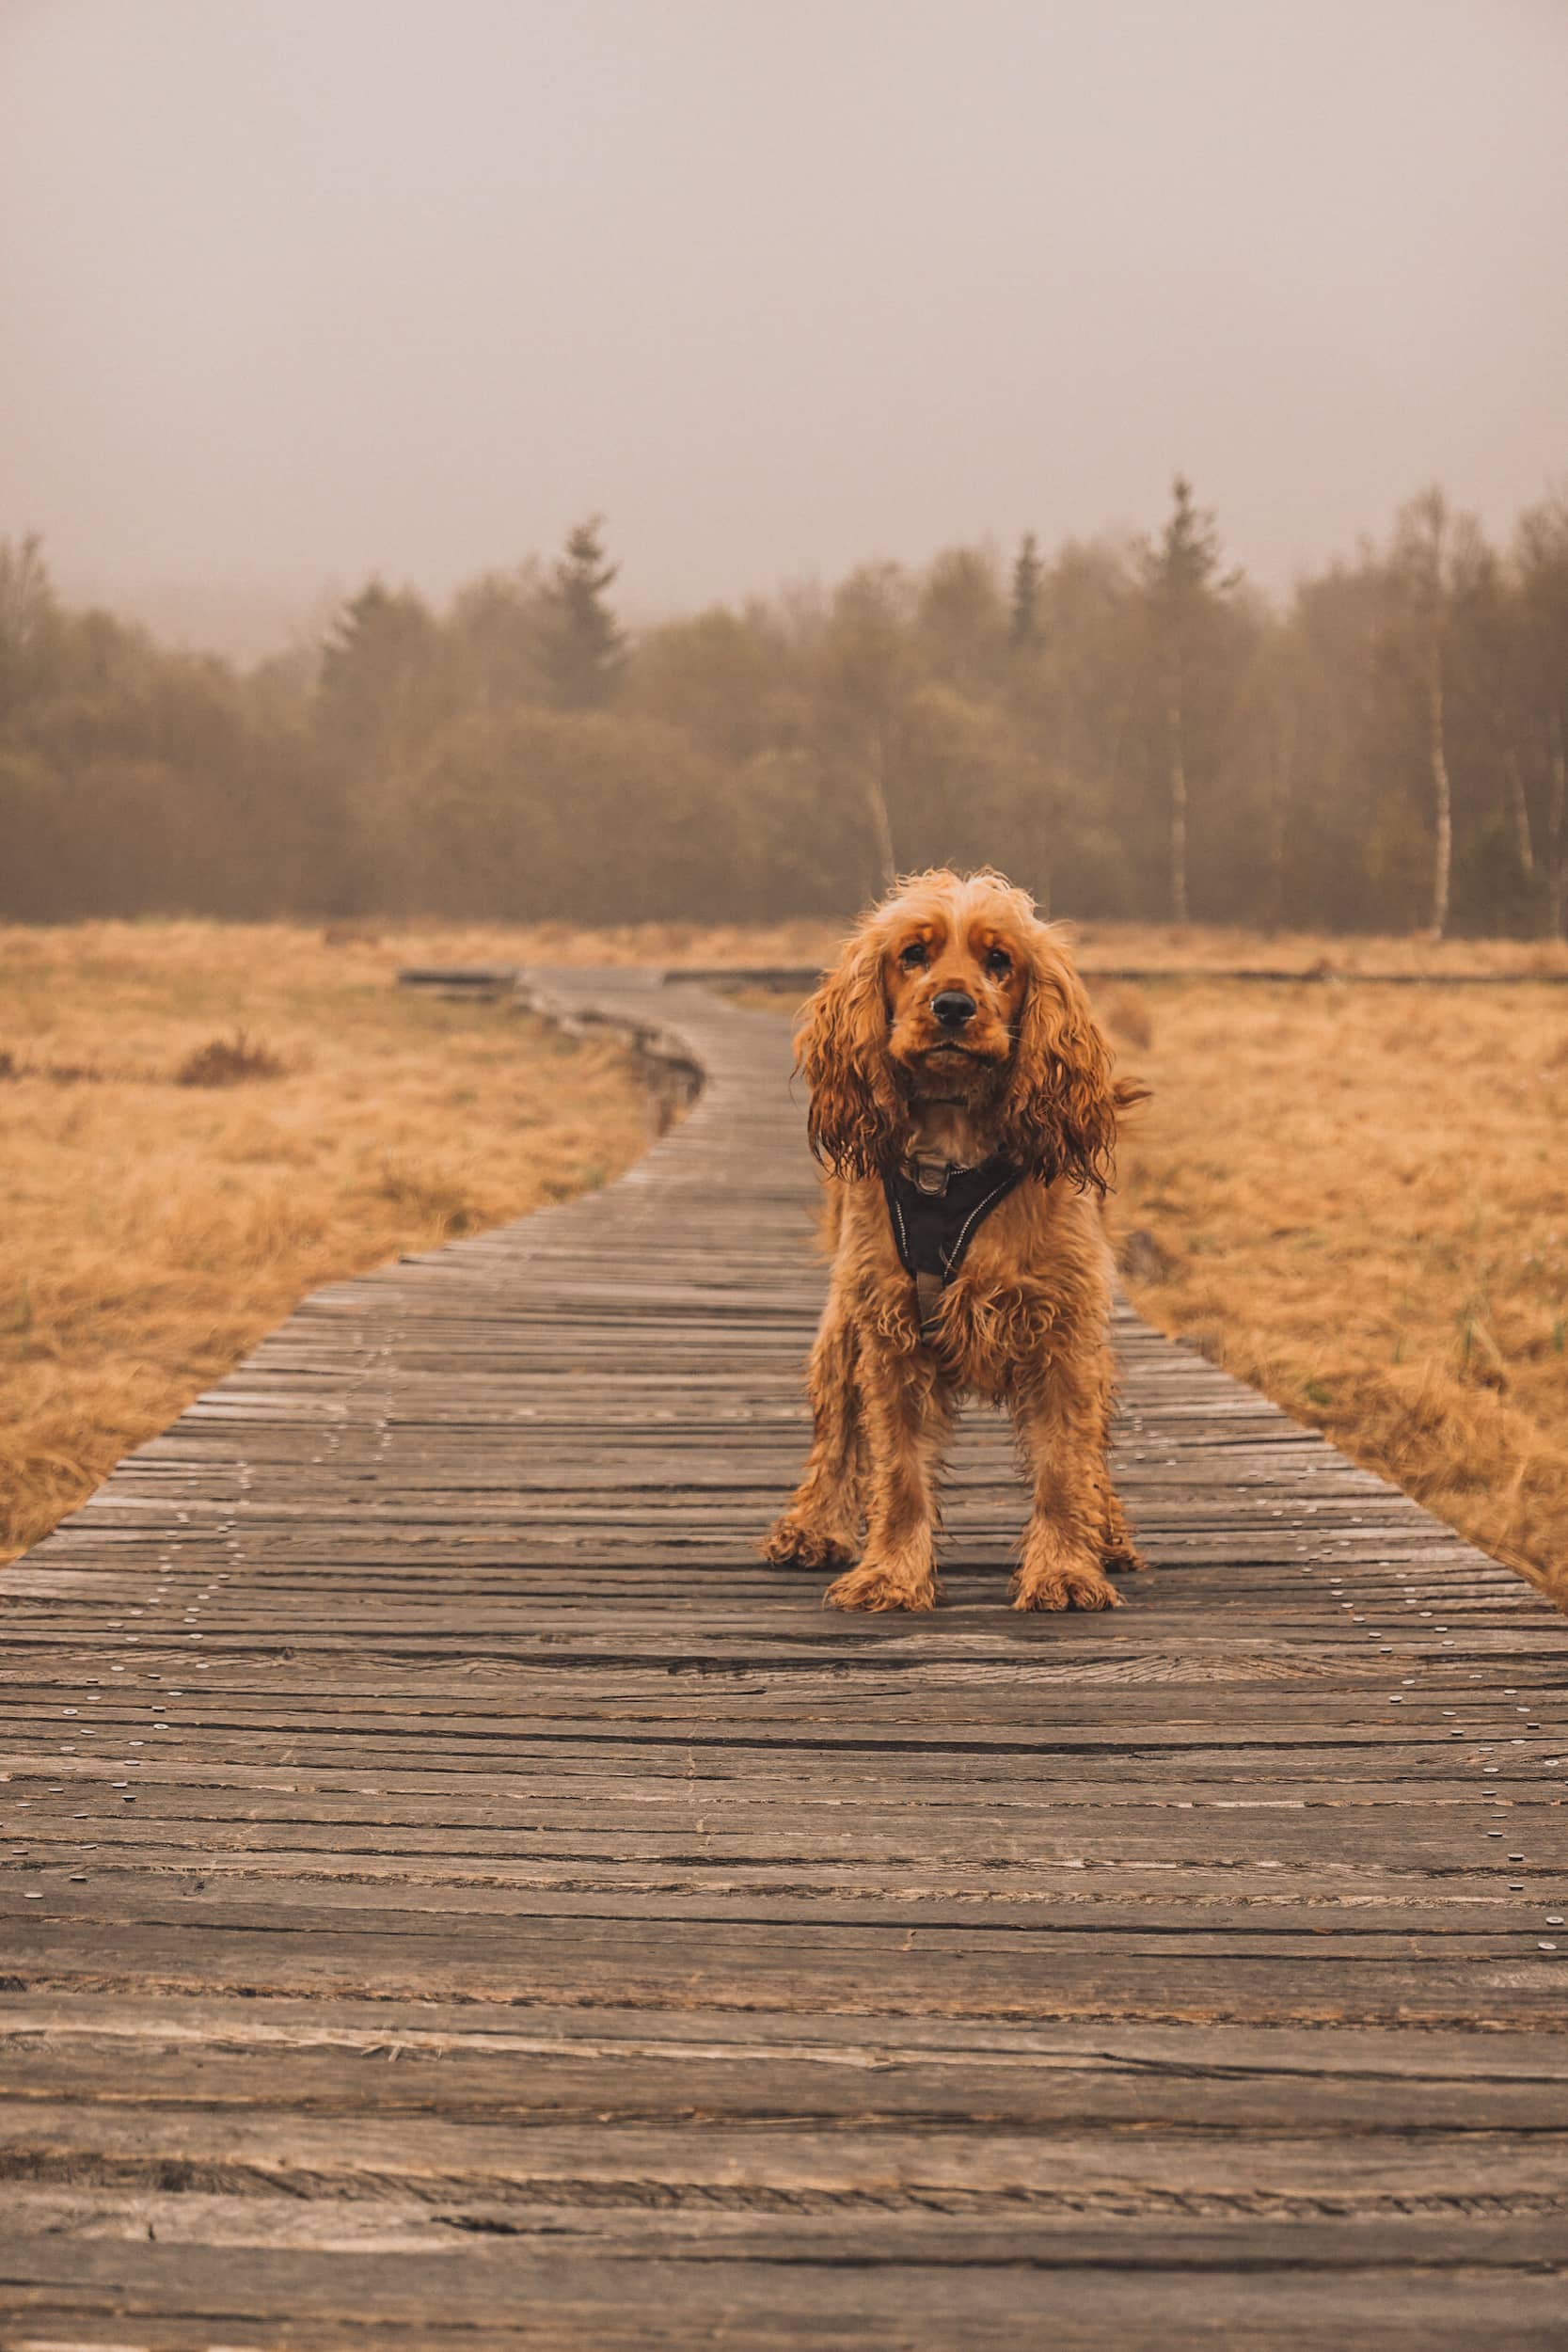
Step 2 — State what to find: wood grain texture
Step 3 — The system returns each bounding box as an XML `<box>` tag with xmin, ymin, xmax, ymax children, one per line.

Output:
<box><xmin>3</xmin><ymin>966</ymin><xmax>1566</xmax><ymax>2348</ymax></box>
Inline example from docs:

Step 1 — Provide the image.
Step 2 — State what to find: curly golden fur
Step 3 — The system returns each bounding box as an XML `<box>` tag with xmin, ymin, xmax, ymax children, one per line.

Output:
<box><xmin>763</xmin><ymin>867</ymin><xmax>1148</xmax><ymax>1612</ymax></box>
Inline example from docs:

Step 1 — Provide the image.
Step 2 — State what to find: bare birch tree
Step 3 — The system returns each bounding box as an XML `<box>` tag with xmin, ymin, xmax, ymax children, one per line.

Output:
<box><xmin>1392</xmin><ymin>488</ymin><xmax>1459</xmax><ymax>938</ymax></box>
<box><xmin>1515</xmin><ymin>494</ymin><xmax>1568</xmax><ymax>939</ymax></box>
<box><xmin>1139</xmin><ymin>478</ymin><xmax>1235</xmax><ymax>925</ymax></box>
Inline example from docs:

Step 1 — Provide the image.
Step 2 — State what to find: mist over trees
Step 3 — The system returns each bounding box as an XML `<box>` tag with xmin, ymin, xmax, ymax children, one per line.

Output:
<box><xmin>3</xmin><ymin>484</ymin><xmax>1567</xmax><ymax>935</ymax></box>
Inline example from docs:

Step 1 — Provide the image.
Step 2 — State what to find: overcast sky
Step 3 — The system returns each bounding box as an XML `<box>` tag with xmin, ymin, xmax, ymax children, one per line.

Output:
<box><xmin>3</xmin><ymin>0</ymin><xmax>1565</xmax><ymax>655</ymax></box>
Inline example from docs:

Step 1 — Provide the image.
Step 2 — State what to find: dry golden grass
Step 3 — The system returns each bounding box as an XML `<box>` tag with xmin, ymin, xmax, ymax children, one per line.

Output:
<box><xmin>0</xmin><ymin>920</ymin><xmax>652</xmax><ymax>1565</ymax></box>
<box><xmin>1071</xmin><ymin>920</ymin><xmax>1568</xmax><ymax>978</ymax></box>
<box><xmin>462</xmin><ymin>912</ymin><xmax>1568</xmax><ymax>980</ymax></box>
<box><xmin>1104</xmin><ymin>979</ymin><xmax>1568</xmax><ymax>1610</ymax></box>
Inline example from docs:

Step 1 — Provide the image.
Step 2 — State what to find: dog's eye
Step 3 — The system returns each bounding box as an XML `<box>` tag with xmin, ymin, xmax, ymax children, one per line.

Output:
<box><xmin>899</xmin><ymin>942</ymin><xmax>928</xmax><ymax>970</ymax></box>
<box><xmin>985</xmin><ymin>948</ymin><xmax>1011</xmax><ymax>977</ymax></box>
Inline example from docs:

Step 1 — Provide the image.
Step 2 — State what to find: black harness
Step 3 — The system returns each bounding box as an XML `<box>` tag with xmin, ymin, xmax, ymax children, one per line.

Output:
<box><xmin>882</xmin><ymin>1153</ymin><xmax>1027</xmax><ymax>1340</ymax></box>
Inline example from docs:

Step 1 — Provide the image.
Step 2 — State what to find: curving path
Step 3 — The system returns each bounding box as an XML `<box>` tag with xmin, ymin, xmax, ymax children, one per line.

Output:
<box><xmin>2</xmin><ymin>971</ymin><xmax>1567</xmax><ymax>2349</ymax></box>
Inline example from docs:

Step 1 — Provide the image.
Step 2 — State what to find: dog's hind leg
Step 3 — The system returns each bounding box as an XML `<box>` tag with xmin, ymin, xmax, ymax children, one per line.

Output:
<box><xmin>760</xmin><ymin>1294</ymin><xmax>863</xmax><ymax>1570</ymax></box>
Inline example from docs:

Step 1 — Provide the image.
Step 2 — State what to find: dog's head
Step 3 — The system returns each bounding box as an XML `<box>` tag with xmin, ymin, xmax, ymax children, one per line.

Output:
<box><xmin>797</xmin><ymin>866</ymin><xmax>1138</xmax><ymax>1189</ymax></box>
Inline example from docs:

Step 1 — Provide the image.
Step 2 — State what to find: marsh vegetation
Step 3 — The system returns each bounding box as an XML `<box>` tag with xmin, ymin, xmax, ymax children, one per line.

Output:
<box><xmin>0</xmin><ymin>921</ymin><xmax>650</xmax><ymax>1564</ymax></box>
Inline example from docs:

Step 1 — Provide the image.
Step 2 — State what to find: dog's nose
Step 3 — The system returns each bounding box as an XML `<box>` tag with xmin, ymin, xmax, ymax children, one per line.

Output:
<box><xmin>931</xmin><ymin>989</ymin><xmax>976</xmax><ymax>1031</ymax></box>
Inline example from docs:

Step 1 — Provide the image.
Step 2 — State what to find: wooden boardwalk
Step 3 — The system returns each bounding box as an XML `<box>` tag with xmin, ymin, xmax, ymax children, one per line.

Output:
<box><xmin>3</xmin><ymin>971</ymin><xmax>1567</xmax><ymax>2349</ymax></box>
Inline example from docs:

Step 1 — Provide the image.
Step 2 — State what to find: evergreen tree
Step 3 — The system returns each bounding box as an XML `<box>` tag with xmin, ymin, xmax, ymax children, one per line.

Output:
<box><xmin>543</xmin><ymin>516</ymin><xmax>627</xmax><ymax>710</ymax></box>
<box><xmin>317</xmin><ymin>580</ymin><xmax>441</xmax><ymax>771</ymax></box>
<box><xmin>1009</xmin><ymin>532</ymin><xmax>1043</xmax><ymax>651</ymax></box>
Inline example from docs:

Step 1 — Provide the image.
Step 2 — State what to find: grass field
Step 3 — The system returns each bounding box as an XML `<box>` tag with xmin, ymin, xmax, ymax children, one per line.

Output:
<box><xmin>0</xmin><ymin>922</ymin><xmax>652</xmax><ymax>1565</ymax></box>
<box><xmin>401</xmin><ymin>913</ymin><xmax>1568</xmax><ymax>979</ymax></box>
<box><xmin>1103</xmin><ymin>975</ymin><xmax>1568</xmax><ymax>1611</ymax></box>
<box><xmin>5</xmin><ymin>915</ymin><xmax>1566</xmax><ymax>1611</ymax></box>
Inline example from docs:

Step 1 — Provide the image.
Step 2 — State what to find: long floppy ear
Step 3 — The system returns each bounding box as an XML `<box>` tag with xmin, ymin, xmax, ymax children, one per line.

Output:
<box><xmin>795</xmin><ymin>923</ymin><xmax>902</xmax><ymax>1176</ymax></box>
<box><xmin>995</xmin><ymin>924</ymin><xmax>1124</xmax><ymax>1192</ymax></box>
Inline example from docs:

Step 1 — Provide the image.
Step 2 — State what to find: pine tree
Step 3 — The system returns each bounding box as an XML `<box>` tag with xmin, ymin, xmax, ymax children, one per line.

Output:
<box><xmin>317</xmin><ymin>580</ymin><xmax>440</xmax><ymax>771</ymax></box>
<box><xmin>544</xmin><ymin>516</ymin><xmax>627</xmax><ymax>710</ymax></box>
<box><xmin>1009</xmin><ymin>532</ymin><xmax>1043</xmax><ymax>651</ymax></box>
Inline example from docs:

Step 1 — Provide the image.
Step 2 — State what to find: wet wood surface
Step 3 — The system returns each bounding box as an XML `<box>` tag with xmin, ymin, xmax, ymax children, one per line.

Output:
<box><xmin>3</xmin><ymin>970</ymin><xmax>1566</xmax><ymax>2348</ymax></box>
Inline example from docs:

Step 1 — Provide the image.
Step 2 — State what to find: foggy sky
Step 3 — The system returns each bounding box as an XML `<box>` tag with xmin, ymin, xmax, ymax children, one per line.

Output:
<box><xmin>4</xmin><ymin>0</ymin><xmax>1566</xmax><ymax>657</ymax></box>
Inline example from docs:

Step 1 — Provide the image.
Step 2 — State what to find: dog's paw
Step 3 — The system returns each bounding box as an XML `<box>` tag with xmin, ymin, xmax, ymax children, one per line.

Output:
<box><xmin>824</xmin><ymin>1562</ymin><xmax>939</xmax><ymax>1613</ymax></box>
<box><xmin>1010</xmin><ymin>1564</ymin><xmax>1123</xmax><ymax>1613</ymax></box>
<box><xmin>760</xmin><ymin>1516</ymin><xmax>856</xmax><ymax>1571</ymax></box>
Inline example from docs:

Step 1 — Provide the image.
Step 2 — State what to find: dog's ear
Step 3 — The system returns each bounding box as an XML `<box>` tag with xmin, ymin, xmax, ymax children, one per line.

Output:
<box><xmin>997</xmin><ymin>923</ymin><xmax>1133</xmax><ymax>1192</ymax></box>
<box><xmin>796</xmin><ymin>922</ymin><xmax>902</xmax><ymax>1177</ymax></box>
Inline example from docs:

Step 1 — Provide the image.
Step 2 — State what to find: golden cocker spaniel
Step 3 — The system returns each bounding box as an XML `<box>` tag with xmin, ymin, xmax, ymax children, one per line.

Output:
<box><xmin>762</xmin><ymin>867</ymin><xmax>1147</xmax><ymax>1613</ymax></box>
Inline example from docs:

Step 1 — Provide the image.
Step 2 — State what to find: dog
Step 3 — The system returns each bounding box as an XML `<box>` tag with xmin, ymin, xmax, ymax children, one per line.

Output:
<box><xmin>761</xmin><ymin>867</ymin><xmax>1147</xmax><ymax>1612</ymax></box>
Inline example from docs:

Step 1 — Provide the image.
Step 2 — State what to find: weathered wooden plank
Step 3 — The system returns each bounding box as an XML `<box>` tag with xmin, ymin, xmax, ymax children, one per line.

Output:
<box><xmin>5</xmin><ymin>1919</ymin><xmax>1565</xmax><ymax>2032</ymax></box>
<box><xmin>3</xmin><ymin>968</ymin><xmax>1565</xmax><ymax>2349</ymax></box>
<box><xmin>10</xmin><ymin>2028</ymin><xmax>1568</xmax><ymax>2130</ymax></box>
<box><xmin>3</xmin><ymin>2241</ymin><xmax>1565</xmax><ymax>2352</ymax></box>
<box><xmin>8</xmin><ymin>2102</ymin><xmax>1568</xmax><ymax>2214</ymax></box>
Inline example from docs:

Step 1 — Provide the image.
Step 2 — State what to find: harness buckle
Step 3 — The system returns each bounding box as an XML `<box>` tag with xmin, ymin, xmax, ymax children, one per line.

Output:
<box><xmin>911</xmin><ymin>1159</ymin><xmax>952</xmax><ymax>1197</ymax></box>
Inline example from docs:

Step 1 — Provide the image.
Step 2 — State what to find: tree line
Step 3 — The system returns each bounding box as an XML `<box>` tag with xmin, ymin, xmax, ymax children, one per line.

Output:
<box><xmin>3</xmin><ymin>484</ymin><xmax>1566</xmax><ymax>935</ymax></box>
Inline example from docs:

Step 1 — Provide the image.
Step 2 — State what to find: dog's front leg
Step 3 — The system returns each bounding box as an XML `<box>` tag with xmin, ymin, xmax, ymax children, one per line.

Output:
<box><xmin>1009</xmin><ymin>1366</ymin><xmax>1123</xmax><ymax>1612</ymax></box>
<box><xmin>760</xmin><ymin>1293</ymin><xmax>863</xmax><ymax>1571</ymax></box>
<box><xmin>824</xmin><ymin>1340</ymin><xmax>951</xmax><ymax>1613</ymax></box>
